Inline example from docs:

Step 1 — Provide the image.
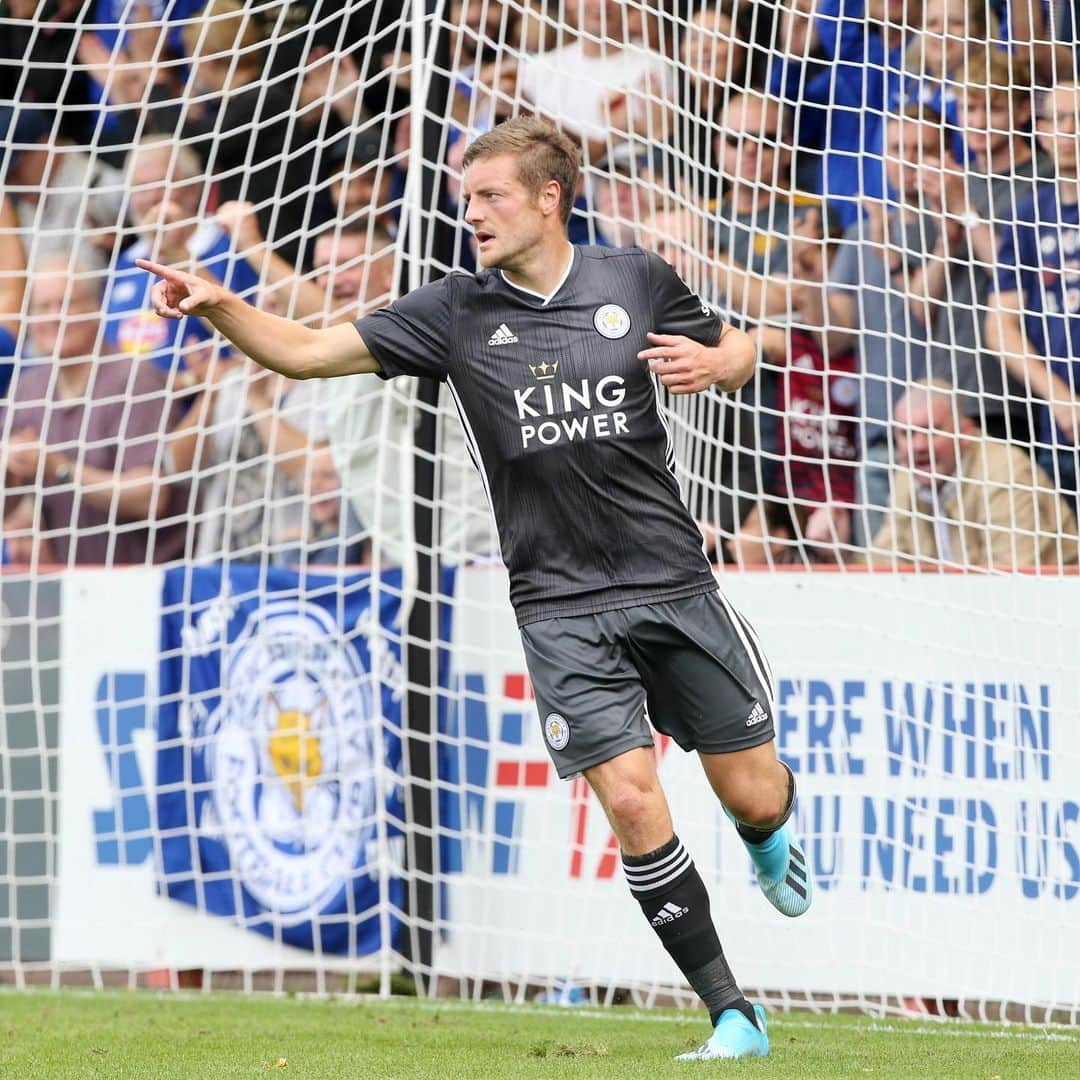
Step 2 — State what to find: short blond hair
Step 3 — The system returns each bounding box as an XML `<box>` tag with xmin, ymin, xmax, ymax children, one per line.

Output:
<box><xmin>127</xmin><ymin>134</ymin><xmax>202</xmax><ymax>182</ymax></box>
<box><xmin>462</xmin><ymin>117</ymin><xmax>582</xmax><ymax>224</ymax></box>
<box><xmin>182</xmin><ymin>0</ymin><xmax>265</xmax><ymax>76</ymax></box>
<box><xmin>961</xmin><ymin>47</ymin><xmax>1032</xmax><ymax>100</ymax></box>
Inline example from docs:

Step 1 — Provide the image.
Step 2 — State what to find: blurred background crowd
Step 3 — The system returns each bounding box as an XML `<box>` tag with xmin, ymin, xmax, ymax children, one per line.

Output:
<box><xmin>3</xmin><ymin>0</ymin><xmax>1080</xmax><ymax>573</ymax></box>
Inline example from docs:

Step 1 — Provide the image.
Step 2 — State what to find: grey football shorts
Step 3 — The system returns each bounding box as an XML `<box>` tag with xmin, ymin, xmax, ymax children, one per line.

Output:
<box><xmin>519</xmin><ymin>589</ymin><xmax>777</xmax><ymax>780</ymax></box>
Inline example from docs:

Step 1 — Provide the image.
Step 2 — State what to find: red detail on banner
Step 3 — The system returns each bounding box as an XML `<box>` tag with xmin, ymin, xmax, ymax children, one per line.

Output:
<box><xmin>495</xmin><ymin>760</ymin><xmax>550</xmax><ymax>787</ymax></box>
<box><xmin>569</xmin><ymin>777</ymin><xmax>590</xmax><ymax>879</ymax></box>
<box><xmin>596</xmin><ymin>836</ymin><xmax>621</xmax><ymax>879</ymax></box>
<box><xmin>503</xmin><ymin>673</ymin><xmax>533</xmax><ymax>701</ymax></box>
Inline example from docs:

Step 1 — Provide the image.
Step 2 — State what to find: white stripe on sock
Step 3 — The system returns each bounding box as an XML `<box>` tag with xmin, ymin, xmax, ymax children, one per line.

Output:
<box><xmin>624</xmin><ymin>853</ymin><xmax>692</xmax><ymax>892</ymax></box>
<box><xmin>626</xmin><ymin>858</ymin><xmax>694</xmax><ymax>894</ymax></box>
<box><xmin>622</xmin><ymin>843</ymin><xmax>688</xmax><ymax>881</ymax></box>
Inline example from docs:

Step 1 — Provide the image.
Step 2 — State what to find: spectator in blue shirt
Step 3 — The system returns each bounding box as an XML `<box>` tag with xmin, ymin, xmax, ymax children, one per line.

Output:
<box><xmin>103</xmin><ymin>135</ymin><xmax>258</xmax><ymax>379</ymax></box>
<box><xmin>75</xmin><ymin>0</ymin><xmax>199</xmax><ymax>166</ymax></box>
<box><xmin>899</xmin><ymin>0</ymin><xmax>1000</xmax><ymax>170</ymax></box>
<box><xmin>768</xmin><ymin>0</ymin><xmax>916</xmax><ymax>230</ymax></box>
<box><xmin>85</xmin><ymin>0</ymin><xmax>200</xmax><ymax>60</ymax></box>
<box><xmin>987</xmin><ymin>81</ymin><xmax>1080</xmax><ymax>500</ymax></box>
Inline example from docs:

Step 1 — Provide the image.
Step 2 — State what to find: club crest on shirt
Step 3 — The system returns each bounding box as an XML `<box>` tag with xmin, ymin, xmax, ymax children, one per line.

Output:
<box><xmin>593</xmin><ymin>304</ymin><xmax>631</xmax><ymax>339</ymax></box>
<box><xmin>544</xmin><ymin>713</ymin><xmax>571</xmax><ymax>750</ymax></box>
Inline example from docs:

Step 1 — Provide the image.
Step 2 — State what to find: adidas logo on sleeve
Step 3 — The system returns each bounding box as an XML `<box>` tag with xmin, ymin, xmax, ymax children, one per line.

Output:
<box><xmin>487</xmin><ymin>323</ymin><xmax>519</xmax><ymax>345</ymax></box>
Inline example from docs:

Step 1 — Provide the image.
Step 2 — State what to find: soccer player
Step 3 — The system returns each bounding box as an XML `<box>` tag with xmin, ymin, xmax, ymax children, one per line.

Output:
<box><xmin>138</xmin><ymin>116</ymin><xmax>811</xmax><ymax>1061</ymax></box>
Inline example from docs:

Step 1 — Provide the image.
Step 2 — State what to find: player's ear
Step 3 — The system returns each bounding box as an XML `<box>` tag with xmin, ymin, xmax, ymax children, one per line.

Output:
<box><xmin>540</xmin><ymin>179</ymin><xmax>562</xmax><ymax>218</ymax></box>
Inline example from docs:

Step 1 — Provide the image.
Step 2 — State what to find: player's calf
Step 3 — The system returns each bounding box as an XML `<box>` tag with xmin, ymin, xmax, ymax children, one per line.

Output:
<box><xmin>622</xmin><ymin>835</ymin><xmax>762</xmax><ymax>1037</ymax></box>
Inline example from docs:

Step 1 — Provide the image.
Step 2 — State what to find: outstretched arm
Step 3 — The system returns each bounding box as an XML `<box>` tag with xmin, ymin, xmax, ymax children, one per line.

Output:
<box><xmin>136</xmin><ymin>259</ymin><xmax>382</xmax><ymax>380</ymax></box>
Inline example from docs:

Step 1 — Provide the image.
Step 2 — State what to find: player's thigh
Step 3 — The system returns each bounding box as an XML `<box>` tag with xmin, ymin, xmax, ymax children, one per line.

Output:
<box><xmin>698</xmin><ymin>742</ymin><xmax>788</xmax><ymax>824</ymax></box>
<box><xmin>628</xmin><ymin>590</ymin><xmax>776</xmax><ymax>754</ymax></box>
<box><xmin>519</xmin><ymin>611</ymin><xmax>652</xmax><ymax>780</ymax></box>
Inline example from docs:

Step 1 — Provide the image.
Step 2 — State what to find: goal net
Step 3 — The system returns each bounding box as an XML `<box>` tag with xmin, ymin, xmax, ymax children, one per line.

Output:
<box><xmin>1</xmin><ymin>0</ymin><xmax>1078</xmax><ymax>1023</ymax></box>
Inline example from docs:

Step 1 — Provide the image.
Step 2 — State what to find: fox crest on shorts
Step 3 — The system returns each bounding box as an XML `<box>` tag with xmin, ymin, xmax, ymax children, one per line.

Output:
<box><xmin>544</xmin><ymin>713</ymin><xmax>571</xmax><ymax>750</ymax></box>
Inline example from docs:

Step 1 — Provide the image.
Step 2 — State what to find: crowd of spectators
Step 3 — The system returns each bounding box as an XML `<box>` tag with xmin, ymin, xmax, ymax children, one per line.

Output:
<box><xmin>3</xmin><ymin>0</ymin><xmax>1080</xmax><ymax>573</ymax></box>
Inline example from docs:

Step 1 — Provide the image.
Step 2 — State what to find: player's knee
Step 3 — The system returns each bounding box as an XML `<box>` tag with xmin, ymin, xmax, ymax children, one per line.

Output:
<box><xmin>722</xmin><ymin>759</ymin><xmax>793</xmax><ymax>828</ymax></box>
<box><xmin>605</xmin><ymin>782</ymin><xmax>660</xmax><ymax>837</ymax></box>
<box><xmin>725</xmin><ymin>785</ymin><xmax>788</xmax><ymax>830</ymax></box>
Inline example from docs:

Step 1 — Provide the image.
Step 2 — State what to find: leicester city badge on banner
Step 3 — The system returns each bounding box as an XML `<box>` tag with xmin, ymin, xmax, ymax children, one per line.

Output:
<box><xmin>155</xmin><ymin>564</ymin><xmax>406</xmax><ymax>955</ymax></box>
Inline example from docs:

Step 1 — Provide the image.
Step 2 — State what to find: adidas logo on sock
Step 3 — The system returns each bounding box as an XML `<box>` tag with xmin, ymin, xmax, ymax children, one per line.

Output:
<box><xmin>487</xmin><ymin>322</ymin><xmax>518</xmax><ymax>345</ymax></box>
<box><xmin>745</xmin><ymin>702</ymin><xmax>769</xmax><ymax>727</ymax></box>
<box><xmin>650</xmin><ymin>901</ymin><xmax>689</xmax><ymax>927</ymax></box>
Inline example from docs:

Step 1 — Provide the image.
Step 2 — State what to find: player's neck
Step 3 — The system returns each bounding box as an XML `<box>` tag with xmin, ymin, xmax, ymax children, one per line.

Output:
<box><xmin>500</xmin><ymin>239</ymin><xmax>574</xmax><ymax>300</ymax></box>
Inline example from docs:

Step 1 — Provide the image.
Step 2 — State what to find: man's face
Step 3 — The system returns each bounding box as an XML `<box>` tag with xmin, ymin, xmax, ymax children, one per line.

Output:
<box><xmin>449</xmin><ymin>0</ymin><xmax>507</xmax><ymax>66</ymax></box>
<box><xmin>959</xmin><ymin>85</ymin><xmax>1025</xmax><ymax>157</ymax></box>
<box><xmin>895</xmin><ymin>397</ymin><xmax>961</xmax><ymax>480</ymax></box>
<box><xmin>29</xmin><ymin>272</ymin><xmax>100</xmax><ymax>360</ymax></box>
<box><xmin>776</xmin><ymin>0</ymin><xmax>816</xmax><ymax>61</ymax></box>
<box><xmin>329</xmin><ymin>167</ymin><xmax>394</xmax><ymax>220</ymax></box>
<box><xmin>718</xmin><ymin>96</ymin><xmax>785</xmax><ymax>186</ymax></box>
<box><xmin>566</xmin><ymin>0</ymin><xmax>637</xmax><ymax>40</ymax></box>
<box><xmin>918</xmin><ymin>0</ymin><xmax>971</xmax><ymax>78</ymax></box>
<box><xmin>128</xmin><ymin>150</ymin><xmax>200</xmax><ymax>227</ymax></box>
<box><xmin>865</xmin><ymin>0</ymin><xmax>916</xmax><ymax>29</ymax></box>
<box><xmin>682</xmin><ymin>7</ymin><xmax>741</xmax><ymax>85</ymax></box>
<box><xmin>463</xmin><ymin>153</ymin><xmax>549</xmax><ymax>270</ymax></box>
<box><xmin>308</xmin><ymin>447</ymin><xmax>343</xmax><ymax>528</ymax></box>
<box><xmin>191</xmin><ymin>54</ymin><xmax>235</xmax><ymax>95</ymax></box>
<box><xmin>593</xmin><ymin>168</ymin><xmax>653</xmax><ymax>246</ymax></box>
<box><xmin>314</xmin><ymin>234</ymin><xmax>396</xmax><ymax>315</ymax></box>
<box><xmin>885</xmin><ymin>117</ymin><xmax>943</xmax><ymax>205</ymax></box>
<box><xmin>1036</xmin><ymin>84</ymin><xmax>1080</xmax><ymax>181</ymax></box>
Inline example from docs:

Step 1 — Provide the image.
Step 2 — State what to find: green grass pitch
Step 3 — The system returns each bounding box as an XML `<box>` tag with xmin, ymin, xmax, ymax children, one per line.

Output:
<box><xmin>1</xmin><ymin>989</ymin><xmax>1077</xmax><ymax>1078</ymax></box>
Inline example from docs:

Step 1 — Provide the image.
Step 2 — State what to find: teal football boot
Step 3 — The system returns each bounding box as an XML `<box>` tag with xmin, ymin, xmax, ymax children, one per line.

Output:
<box><xmin>726</xmin><ymin>809</ymin><xmax>813</xmax><ymax>917</ymax></box>
<box><xmin>675</xmin><ymin>1005</ymin><xmax>769</xmax><ymax>1061</ymax></box>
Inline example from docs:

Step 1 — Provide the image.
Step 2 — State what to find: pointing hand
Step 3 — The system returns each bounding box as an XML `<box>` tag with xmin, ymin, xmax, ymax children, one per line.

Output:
<box><xmin>136</xmin><ymin>259</ymin><xmax>224</xmax><ymax>320</ymax></box>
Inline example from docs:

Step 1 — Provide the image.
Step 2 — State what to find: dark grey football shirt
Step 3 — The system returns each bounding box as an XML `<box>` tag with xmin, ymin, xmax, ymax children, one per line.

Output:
<box><xmin>354</xmin><ymin>245</ymin><xmax>723</xmax><ymax>625</ymax></box>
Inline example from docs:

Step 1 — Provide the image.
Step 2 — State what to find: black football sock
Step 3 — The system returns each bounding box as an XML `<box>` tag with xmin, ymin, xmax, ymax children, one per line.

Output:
<box><xmin>622</xmin><ymin>834</ymin><xmax>758</xmax><ymax>1030</ymax></box>
<box><xmin>735</xmin><ymin>761</ymin><xmax>796</xmax><ymax>846</ymax></box>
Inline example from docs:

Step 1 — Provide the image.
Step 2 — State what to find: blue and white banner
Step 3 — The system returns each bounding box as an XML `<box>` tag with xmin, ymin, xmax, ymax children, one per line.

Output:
<box><xmin>438</xmin><ymin>570</ymin><xmax>1080</xmax><ymax>1007</ymax></box>
<box><xmin>155</xmin><ymin>564</ymin><xmax>405</xmax><ymax>955</ymax></box>
<box><xmin>53</xmin><ymin>565</ymin><xmax>1077</xmax><ymax>1006</ymax></box>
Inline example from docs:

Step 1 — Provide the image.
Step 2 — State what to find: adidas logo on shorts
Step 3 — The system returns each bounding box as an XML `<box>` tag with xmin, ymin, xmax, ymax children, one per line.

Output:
<box><xmin>487</xmin><ymin>322</ymin><xmax>518</xmax><ymax>345</ymax></box>
<box><xmin>650</xmin><ymin>902</ymin><xmax>689</xmax><ymax>927</ymax></box>
<box><xmin>746</xmin><ymin>702</ymin><xmax>769</xmax><ymax>727</ymax></box>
